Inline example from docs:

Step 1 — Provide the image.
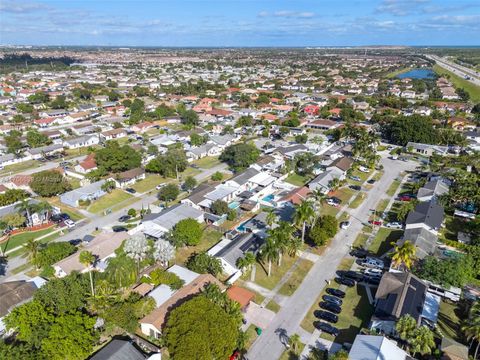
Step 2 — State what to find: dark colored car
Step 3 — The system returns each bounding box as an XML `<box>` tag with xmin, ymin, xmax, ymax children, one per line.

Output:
<box><xmin>319</xmin><ymin>301</ymin><xmax>341</xmax><ymax>314</ymax></box>
<box><xmin>112</xmin><ymin>225</ymin><xmax>128</xmax><ymax>232</ymax></box>
<box><xmin>51</xmin><ymin>213</ymin><xmax>71</xmax><ymax>223</ymax></box>
<box><xmin>69</xmin><ymin>239</ymin><xmax>82</xmax><ymax>246</ymax></box>
<box><xmin>322</xmin><ymin>295</ymin><xmax>343</xmax><ymax>306</ymax></box>
<box><xmin>350</xmin><ymin>247</ymin><xmax>369</xmax><ymax>258</ymax></box>
<box><xmin>326</xmin><ymin>288</ymin><xmax>346</xmax><ymax>298</ymax></box>
<box><xmin>118</xmin><ymin>215</ymin><xmax>131</xmax><ymax>222</ymax></box>
<box><xmin>335</xmin><ymin>277</ymin><xmax>355</xmax><ymax>287</ymax></box>
<box><xmin>314</xmin><ymin>310</ymin><xmax>338</xmax><ymax>324</ymax></box>
<box><xmin>342</xmin><ymin>270</ymin><xmax>364</xmax><ymax>282</ymax></box>
<box><xmin>350</xmin><ymin>185</ymin><xmax>361</xmax><ymax>191</ymax></box>
<box><xmin>314</xmin><ymin>321</ymin><xmax>340</xmax><ymax>336</ymax></box>
<box><xmin>367</xmin><ymin>179</ymin><xmax>376</xmax><ymax>184</ymax></box>
<box><xmin>125</xmin><ymin>188</ymin><xmax>136</xmax><ymax>194</ymax></box>
<box><xmin>364</xmin><ymin>275</ymin><xmax>381</xmax><ymax>285</ymax></box>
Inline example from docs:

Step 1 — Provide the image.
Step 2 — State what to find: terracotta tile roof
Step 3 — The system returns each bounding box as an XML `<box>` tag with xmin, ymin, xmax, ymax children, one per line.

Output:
<box><xmin>227</xmin><ymin>286</ymin><xmax>255</xmax><ymax>308</ymax></box>
<box><xmin>141</xmin><ymin>274</ymin><xmax>225</xmax><ymax>331</ymax></box>
<box><xmin>280</xmin><ymin>186</ymin><xmax>311</xmax><ymax>205</ymax></box>
<box><xmin>79</xmin><ymin>153</ymin><xmax>97</xmax><ymax>170</ymax></box>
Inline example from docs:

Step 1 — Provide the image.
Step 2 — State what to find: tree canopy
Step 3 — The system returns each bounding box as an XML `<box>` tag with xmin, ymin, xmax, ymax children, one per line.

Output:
<box><xmin>171</xmin><ymin>218</ymin><xmax>203</xmax><ymax>246</ymax></box>
<box><xmin>95</xmin><ymin>141</ymin><xmax>141</xmax><ymax>173</ymax></box>
<box><xmin>30</xmin><ymin>170</ymin><xmax>72</xmax><ymax>197</ymax></box>
<box><xmin>220</xmin><ymin>143</ymin><xmax>260</xmax><ymax>172</ymax></box>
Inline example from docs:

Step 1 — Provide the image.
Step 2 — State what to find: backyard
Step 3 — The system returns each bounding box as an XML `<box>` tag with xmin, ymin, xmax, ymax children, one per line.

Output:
<box><xmin>437</xmin><ymin>300</ymin><xmax>464</xmax><ymax>343</ymax></box>
<box><xmin>174</xmin><ymin>227</ymin><xmax>223</xmax><ymax>265</ymax></box>
<box><xmin>285</xmin><ymin>173</ymin><xmax>310</xmax><ymax>187</ymax></box>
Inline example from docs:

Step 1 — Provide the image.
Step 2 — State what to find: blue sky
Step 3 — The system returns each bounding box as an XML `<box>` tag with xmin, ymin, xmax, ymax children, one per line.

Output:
<box><xmin>1</xmin><ymin>0</ymin><xmax>479</xmax><ymax>46</ymax></box>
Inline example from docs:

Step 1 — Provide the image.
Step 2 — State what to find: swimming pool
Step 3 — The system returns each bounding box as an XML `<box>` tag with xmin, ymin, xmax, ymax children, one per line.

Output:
<box><xmin>228</xmin><ymin>201</ymin><xmax>240</xmax><ymax>209</ymax></box>
<box><xmin>236</xmin><ymin>220</ymin><xmax>249</xmax><ymax>232</ymax></box>
<box><xmin>262</xmin><ymin>194</ymin><xmax>275</xmax><ymax>203</ymax></box>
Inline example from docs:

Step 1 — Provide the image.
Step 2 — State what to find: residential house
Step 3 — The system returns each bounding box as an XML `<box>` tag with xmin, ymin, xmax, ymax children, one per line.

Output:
<box><xmin>26</xmin><ymin>143</ymin><xmax>64</xmax><ymax>160</ymax></box>
<box><xmin>407</xmin><ymin>142</ymin><xmax>449</xmax><ymax>156</ymax></box>
<box><xmin>63</xmin><ymin>135</ymin><xmax>99</xmax><ymax>149</ymax></box>
<box><xmin>349</xmin><ymin>335</ymin><xmax>409</xmax><ymax>360</ymax></box>
<box><xmin>75</xmin><ymin>153</ymin><xmax>97</xmax><ymax>174</ymax></box>
<box><xmin>278</xmin><ymin>186</ymin><xmax>311</xmax><ymax>205</ymax></box>
<box><xmin>305</xmin><ymin>119</ymin><xmax>340</xmax><ymax>131</ymax></box>
<box><xmin>141</xmin><ymin>203</ymin><xmax>204</xmax><ymax>239</ymax></box>
<box><xmin>371</xmin><ymin>272</ymin><xmax>440</xmax><ymax>334</ymax></box>
<box><xmin>181</xmin><ymin>183</ymin><xmax>216</xmax><ymax>210</ymax></box>
<box><xmin>53</xmin><ymin>232</ymin><xmax>129</xmax><ymax>277</ymax></box>
<box><xmin>100</xmin><ymin>128</ymin><xmax>127</xmax><ymax>142</ymax></box>
<box><xmin>226</xmin><ymin>286</ymin><xmax>255</xmax><ymax>312</ymax></box>
<box><xmin>307</xmin><ymin>167</ymin><xmax>344</xmax><ymax>194</ymax></box>
<box><xmin>89</xmin><ymin>338</ymin><xmax>151</xmax><ymax>360</ymax></box>
<box><xmin>60</xmin><ymin>180</ymin><xmax>106</xmax><ymax>207</ymax></box>
<box><xmin>5</xmin><ymin>174</ymin><xmax>33</xmax><ymax>192</ymax></box>
<box><xmin>109</xmin><ymin>167</ymin><xmax>145</xmax><ymax>189</ymax></box>
<box><xmin>0</xmin><ymin>153</ymin><xmax>31</xmax><ymax>168</ymax></box>
<box><xmin>405</xmin><ymin>200</ymin><xmax>444</xmax><ymax>235</ymax></box>
<box><xmin>398</xmin><ymin>227</ymin><xmax>438</xmax><ymax>259</ymax></box>
<box><xmin>185</xmin><ymin>143</ymin><xmax>220</xmax><ymax>161</ymax></box>
<box><xmin>417</xmin><ymin>179</ymin><xmax>450</xmax><ymax>202</ymax></box>
<box><xmin>326</xmin><ymin>156</ymin><xmax>354</xmax><ymax>178</ymax></box>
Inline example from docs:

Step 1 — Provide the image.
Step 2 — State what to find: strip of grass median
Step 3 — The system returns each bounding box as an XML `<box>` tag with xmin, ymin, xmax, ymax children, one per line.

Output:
<box><xmin>278</xmin><ymin>258</ymin><xmax>314</xmax><ymax>296</ymax></box>
<box><xmin>254</xmin><ymin>255</ymin><xmax>298</xmax><ymax>290</ymax></box>
<box><xmin>433</xmin><ymin>64</ymin><xmax>480</xmax><ymax>103</ymax></box>
<box><xmin>386</xmin><ymin>179</ymin><xmax>401</xmax><ymax>197</ymax></box>
<box><xmin>266</xmin><ymin>300</ymin><xmax>281</xmax><ymax>313</ymax></box>
<box><xmin>349</xmin><ymin>192</ymin><xmax>366</xmax><ymax>209</ymax></box>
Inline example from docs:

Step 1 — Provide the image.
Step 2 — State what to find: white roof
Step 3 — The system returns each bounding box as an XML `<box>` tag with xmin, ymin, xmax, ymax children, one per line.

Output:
<box><xmin>250</xmin><ymin>172</ymin><xmax>276</xmax><ymax>187</ymax></box>
<box><xmin>149</xmin><ymin>285</ymin><xmax>174</xmax><ymax>307</ymax></box>
<box><xmin>167</xmin><ymin>264</ymin><xmax>199</xmax><ymax>285</ymax></box>
<box><xmin>205</xmin><ymin>185</ymin><xmax>237</xmax><ymax>201</ymax></box>
<box><xmin>349</xmin><ymin>335</ymin><xmax>407</xmax><ymax>360</ymax></box>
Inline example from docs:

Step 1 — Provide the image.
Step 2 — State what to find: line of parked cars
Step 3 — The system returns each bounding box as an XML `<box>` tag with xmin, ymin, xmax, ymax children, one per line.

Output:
<box><xmin>313</xmin><ymin>287</ymin><xmax>346</xmax><ymax>337</ymax></box>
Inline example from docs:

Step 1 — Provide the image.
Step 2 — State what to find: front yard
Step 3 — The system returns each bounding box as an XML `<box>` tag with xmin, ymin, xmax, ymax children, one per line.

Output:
<box><xmin>278</xmin><ymin>258</ymin><xmax>314</xmax><ymax>296</ymax></box>
<box><xmin>253</xmin><ymin>254</ymin><xmax>298</xmax><ymax>290</ymax></box>
<box><xmin>0</xmin><ymin>226</ymin><xmax>57</xmax><ymax>253</ymax></box>
<box><xmin>368</xmin><ymin>228</ymin><xmax>403</xmax><ymax>257</ymax></box>
<box><xmin>193</xmin><ymin>156</ymin><xmax>221</xmax><ymax>169</ymax></box>
<box><xmin>131</xmin><ymin>174</ymin><xmax>168</xmax><ymax>193</ymax></box>
<box><xmin>87</xmin><ymin>189</ymin><xmax>134</xmax><ymax>214</ymax></box>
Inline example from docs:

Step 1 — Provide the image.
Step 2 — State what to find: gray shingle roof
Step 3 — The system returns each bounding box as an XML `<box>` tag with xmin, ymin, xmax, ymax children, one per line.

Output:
<box><xmin>216</xmin><ymin>233</ymin><xmax>264</xmax><ymax>268</ymax></box>
<box><xmin>144</xmin><ymin>203</ymin><xmax>203</xmax><ymax>231</ymax></box>
<box><xmin>400</xmin><ymin>228</ymin><xmax>437</xmax><ymax>259</ymax></box>
<box><xmin>406</xmin><ymin>201</ymin><xmax>444</xmax><ymax>230</ymax></box>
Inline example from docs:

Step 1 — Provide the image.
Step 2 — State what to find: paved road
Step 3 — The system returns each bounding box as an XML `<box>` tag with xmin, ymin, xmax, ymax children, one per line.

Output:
<box><xmin>247</xmin><ymin>154</ymin><xmax>417</xmax><ymax>360</ymax></box>
<box><xmin>0</xmin><ymin>163</ymin><xmax>228</xmax><ymax>281</ymax></box>
<box><xmin>427</xmin><ymin>54</ymin><xmax>480</xmax><ymax>86</ymax></box>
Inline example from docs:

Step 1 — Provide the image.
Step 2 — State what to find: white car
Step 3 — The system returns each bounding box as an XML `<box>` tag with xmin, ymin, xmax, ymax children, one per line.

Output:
<box><xmin>327</xmin><ymin>199</ymin><xmax>340</xmax><ymax>207</ymax></box>
<box><xmin>340</xmin><ymin>221</ymin><xmax>351</xmax><ymax>229</ymax></box>
<box><xmin>358</xmin><ymin>166</ymin><xmax>370</xmax><ymax>173</ymax></box>
<box><xmin>155</xmin><ymin>184</ymin><xmax>166</xmax><ymax>190</ymax></box>
<box><xmin>385</xmin><ymin>222</ymin><xmax>403</xmax><ymax>229</ymax></box>
<box><xmin>364</xmin><ymin>268</ymin><xmax>383</xmax><ymax>277</ymax></box>
<box><xmin>362</xmin><ymin>258</ymin><xmax>384</xmax><ymax>269</ymax></box>
<box><xmin>64</xmin><ymin>219</ymin><xmax>76</xmax><ymax>228</ymax></box>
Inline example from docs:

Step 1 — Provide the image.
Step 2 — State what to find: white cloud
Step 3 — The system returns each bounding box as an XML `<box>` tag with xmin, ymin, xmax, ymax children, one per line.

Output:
<box><xmin>0</xmin><ymin>0</ymin><xmax>49</xmax><ymax>13</ymax></box>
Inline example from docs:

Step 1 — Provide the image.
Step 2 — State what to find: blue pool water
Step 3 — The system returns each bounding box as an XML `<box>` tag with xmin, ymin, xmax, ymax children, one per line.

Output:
<box><xmin>262</xmin><ymin>194</ymin><xmax>275</xmax><ymax>203</ymax></box>
<box><xmin>237</xmin><ymin>220</ymin><xmax>249</xmax><ymax>232</ymax></box>
<box><xmin>397</xmin><ymin>68</ymin><xmax>436</xmax><ymax>79</ymax></box>
<box><xmin>228</xmin><ymin>201</ymin><xmax>240</xmax><ymax>209</ymax></box>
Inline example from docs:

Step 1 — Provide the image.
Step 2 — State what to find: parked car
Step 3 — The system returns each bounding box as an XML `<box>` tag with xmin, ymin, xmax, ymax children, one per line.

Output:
<box><xmin>314</xmin><ymin>321</ymin><xmax>340</xmax><ymax>336</ymax></box>
<box><xmin>155</xmin><ymin>184</ymin><xmax>166</xmax><ymax>190</ymax></box>
<box><xmin>118</xmin><ymin>215</ymin><xmax>131</xmax><ymax>222</ymax></box>
<box><xmin>364</xmin><ymin>268</ymin><xmax>383</xmax><ymax>277</ymax></box>
<box><xmin>367</xmin><ymin>179</ymin><xmax>376</xmax><ymax>184</ymax></box>
<box><xmin>340</xmin><ymin>221</ymin><xmax>351</xmax><ymax>230</ymax></box>
<box><xmin>350</xmin><ymin>247</ymin><xmax>368</xmax><ymax>258</ymax></box>
<box><xmin>112</xmin><ymin>225</ymin><xmax>128</xmax><ymax>232</ymax></box>
<box><xmin>349</xmin><ymin>175</ymin><xmax>361</xmax><ymax>181</ymax></box>
<box><xmin>125</xmin><ymin>188</ymin><xmax>136</xmax><ymax>194</ymax></box>
<box><xmin>314</xmin><ymin>310</ymin><xmax>338</xmax><ymax>324</ymax></box>
<box><xmin>341</xmin><ymin>270</ymin><xmax>364</xmax><ymax>282</ymax></box>
<box><xmin>350</xmin><ymin>185</ymin><xmax>361</xmax><ymax>191</ymax></box>
<box><xmin>398</xmin><ymin>195</ymin><xmax>415</xmax><ymax>201</ymax></box>
<box><xmin>358</xmin><ymin>166</ymin><xmax>370</xmax><ymax>173</ymax></box>
<box><xmin>190</xmin><ymin>164</ymin><xmax>200</xmax><ymax>169</ymax></box>
<box><xmin>361</xmin><ymin>258</ymin><xmax>384</xmax><ymax>269</ymax></box>
<box><xmin>369</xmin><ymin>220</ymin><xmax>383</xmax><ymax>226</ymax></box>
<box><xmin>326</xmin><ymin>288</ymin><xmax>346</xmax><ymax>298</ymax></box>
<box><xmin>335</xmin><ymin>277</ymin><xmax>355</xmax><ymax>287</ymax></box>
<box><xmin>385</xmin><ymin>222</ymin><xmax>402</xmax><ymax>229</ymax></box>
<box><xmin>327</xmin><ymin>199</ymin><xmax>340</xmax><ymax>207</ymax></box>
<box><xmin>322</xmin><ymin>295</ymin><xmax>343</xmax><ymax>306</ymax></box>
<box><xmin>51</xmin><ymin>213</ymin><xmax>70</xmax><ymax>223</ymax></box>
<box><xmin>319</xmin><ymin>301</ymin><xmax>341</xmax><ymax>314</ymax></box>
<box><xmin>364</xmin><ymin>275</ymin><xmax>381</xmax><ymax>285</ymax></box>
<box><xmin>64</xmin><ymin>219</ymin><xmax>76</xmax><ymax>228</ymax></box>
<box><xmin>68</xmin><ymin>238</ymin><xmax>82</xmax><ymax>246</ymax></box>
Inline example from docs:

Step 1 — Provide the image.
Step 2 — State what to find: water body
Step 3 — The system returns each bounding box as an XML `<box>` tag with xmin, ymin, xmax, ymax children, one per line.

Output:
<box><xmin>397</xmin><ymin>68</ymin><xmax>436</xmax><ymax>79</ymax></box>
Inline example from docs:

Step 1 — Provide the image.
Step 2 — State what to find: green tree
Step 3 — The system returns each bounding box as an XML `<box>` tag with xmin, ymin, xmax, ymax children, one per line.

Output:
<box><xmin>236</xmin><ymin>252</ymin><xmax>257</xmax><ymax>281</ymax></box>
<box><xmin>462</xmin><ymin>302</ymin><xmax>480</xmax><ymax>359</ymax></box>
<box><xmin>36</xmin><ymin>242</ymin><xmax>76</xmax><ymax>268</ymax></box>
<box><xmin>105</xmin><ymin>253</ymin><xmax>138</xmax><ymax>289</ymax></box>
<box><xmin>295</xmin><ymin>134</ymin><xmax>308</xmax><ymax>144</ymax></box>
<box><xmin>171</xmin><ymin>218</ymin><xmax>203</xmax><ymax>246</ymax></box>
<box><xmin>14</xmin><ymin>199</ymin><xmax>35</xmax><ymax>226</ymax></box>
<box><xmin>23</xmin><ymin>239</ymin><xmax>40</xmax><ymax>268</ymax></box>
<box><xmin>210</xmin><ymin>199</ymin><xmax>229</xmax><ymax>216</ymax></box>
<box><xmin>4</xmin><ymin>130</ymin><xmax>23</xmax><ymax>155</ymax></box>
<box><xmin>101</xmin><ymin>180</ymin><xmax>116</xmax><ymax>193</ymax></box>
<box><xmin>395</xmin><ymin>314</ymin><xmax>417</xmax><ymax>343</ymax></box>
<box><xmin>293</xmin><ymin>200</ymin><xmax>315</xmax><ymax>243</ymax></box>
<box><xmin>26</xmin><ymin>130</ymin><xmax>52</xmax><ymax>148</ymax></box>
<box><xmin>79</xmin><ymin>251</ymin><xmax>96</xmax><ymax>297</ymax></box>
<box><xmin>164</xmin><ymin>296</ymin><xmax>239</xmax><ymax>360</ymax></box>
<box><xmin>180</xmin><ymin>109</ymin><xmax>199</xmax><ymax>126</ymax></box>
<box><xmin>390</xmin><ymin>240</ymin><xmax>417</xmax><ymax>270</ymax></box>
<box><xmin>381</xmin><ymin>115</ymin><xmax>439</xmax><ymax>146</ymax></box>
<box><xmin>146</xmin><ymin>148</ymin><xmax>188</xmax><ymax>179</ymax></box>
<box><xmin>190</xmin><ymin>133</ymin><xmax>207</xmax><ymax>146</ymax></box>
<box><xmin>211</xmin><ymin>171</ymin><xmax>223</xmax><ymax>181</ymax></box>
<box><xmin>410</xmin><ymin>326</ymin><xmax>435</xmax><ymax>356</ymax></box>
<box><xmin>183</xmin><ymin>176</ymin><xmax>197</xmax><ymax>192</ymax></box>
<box><xmin>95</xmin><ymin>141</ymin><xmax>141</xmax><ymax>173</ymax></box>
<box><xmin>259</xmin><ymin>237</ymin><xmax>279</xmax><ymax>277</ymax></box>
<box><xmin>2</xmin><ymin>213</ymin><xmax>26</xmax><ymax>228</ymax></box>
<box><xmin>30</xmin><ymin>170</ymin><xmax>71</xmax><ymax>197</ymax></box>
<box><xmin>49</xmin><ymin>95</ymin><xmax>67</xmax><ymax>109</ymax></box>
<box><xmin>157</xmin><ymin>183</ymin><xmax>179</xmax><ymax>204</ymax></box>
<box><xmin>186</xmin><ymin>252</ymin><xmax>222</xmax><ymax>276</ymax></box>
<box><xmin>219</xmin><ymin>143</ymin><xmax>260</xmax><ymax>171</ymax></box>
<box><xmin>289</xmin><ymin>333</ymin><xmax>301</xmax><ymax>354</ymax></box>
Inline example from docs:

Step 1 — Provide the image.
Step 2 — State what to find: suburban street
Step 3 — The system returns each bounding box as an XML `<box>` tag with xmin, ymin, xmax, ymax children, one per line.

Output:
<box><xmin>426</xmin><ymin>54</ymin><xmax>480</xmax><ymax>86</ymax></box>
<box><xmin>247</xmin><ymin>154</ymin><xmax>417</xmax><ymax>360</ymax></box>
<box><xmin>0</xmin><ymin>162</ymin><xmax>228</xmax><ymax>281</ymax></box>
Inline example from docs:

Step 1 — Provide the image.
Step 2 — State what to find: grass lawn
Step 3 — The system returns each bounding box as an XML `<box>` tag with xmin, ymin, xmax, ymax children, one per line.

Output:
<box><xmin>174</xmin><ymin>227</ymin><xmax>223</xmax><ymax>265</ymax></box>
<box><xmin>278</xmin><ymin>258</ymin><xmax>314</xmax><ymax>296</ymax></box>
<box><xmin>439</xmin><ymin>215</ymin><xmax>467</xmax><ymax>243</ymax></box>
<box><xmin>244</xmin><ymin>324</ymin><xmax>259</xmax><ymax>350</ymax></box>
<box><xmin>193</xmin><ymin>156</ymin><xmax>221</xmax><ymax>169</ymax></box>
<box><xmin>375</xmin><ymin>199</ymin><xmax>390</xmax><ymax>214</ymax></box>
<box><xmin>333</xmin><ymin>188</ymin><xmax>355</xmax><ymax>204</ymax></box>
<box><xmin>278</xmin><ymin>343</ymin><xmax>305</xmax><ymax>360</ymax></box>
<box><xmin>266</xmin><ymin>300</ymin><xmax>281</xmax><ymax>313</ymax></box>
<box><xmin>10</xmin><ymin>262</ymin><xmax>32</xmax><ymax>275</ymax></box>
<box><xmin>372</xmin><ymin>171</ymin><xmax>384</xmax><ymax>182</ymax></box>
<box><xmin>285</xmin><ymin>173</ymin><xmax>310</xmax><ymax>187</ymax></box>
<box><xmin>301</xmin><ymin>257</ymin><xmax>354</xmax><ymax>333</ymax></box>
<box><xmin>87</xmin><ymin>189</ymin><xmax>133</xmax><ymax>214</ymax></box>
<box><xmin>437</xmin><ymin>300</ymin><xmax>464</xmax><ymax>342</ymax></box>
<box><xmin>47</xmin><ymin>198</ymin><xmax>85</xmax><ymax>221</ymax></box>
<box><xmin>368</xmin><ymin>228</ymin><xmax>403</xmax><ymax>256</ymax></box>
<box><xmin>131</xmin><ymin>174</ymin><xmax>168</xmax><ymax>193</ymax></box>
<box><xmin>0</xmin><ymin>160</ymin><xmax>42</xmax><ymax>176</ymax></box>
<box><xmin>433</xmin><ymin>64</ymin><xmax>480</xmax><ymax>103</ymax></box>
<box><xmin>181</xmin><ymin>167</ymin><xmax>202</xmax><ymax>178</ymax></box>
<box><xmin>348</xmin><ymin>169</ymin><xmax>370</xmax><ymax>184</ymax></box>
<box><xmin>349</xmin><ymin>192</ymin><xmax>366</xmax><ymax>209</ymax></box>
<box><xmin>1</xmin><ymin>226</ymin><xmax>56</xmax><ymax>253</ymax></box>
<box><xmin>353</xmin><ymin>233</ymin><xmax>369</xmax><ymax>248</ymax></box>
<box><xmin>320</xmin><ymin>285</ymin><xmax>374</xmax><ymax>344</ymax></box>
<box><xmin>386</xmin><ymin>179</ymin><xmax>401</xmax><ymax>197</ymax></box>
<box><xmin>254</xmin><ymin>255</ymin><xmax>298</xmax><ymax>290</ymax></box>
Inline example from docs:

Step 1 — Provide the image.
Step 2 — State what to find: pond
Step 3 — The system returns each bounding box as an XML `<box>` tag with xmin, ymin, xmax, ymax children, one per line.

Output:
<box><xmin>397</xmin><ymin>68</ymin><xmax>436</xmax><ymax>79</ymax></box>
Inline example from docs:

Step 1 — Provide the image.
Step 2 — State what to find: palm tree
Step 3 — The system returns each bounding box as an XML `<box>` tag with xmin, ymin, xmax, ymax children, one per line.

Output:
<box><xmin>411</xmin><ymin>326</ymin><xmax>435</xmax><ymax>357</ymax></box>
<box><xmin>236</xmin><ymin>252</ymin><xmax>256</xmax><ymax>281</ymax></box>
<box><xmin>23</xmin><ymin>238</ymin><xmax>39</xmax><ymax>268</ymax></box>
<box><xmin>265</xmin><ymin>210</ymin><xmax>278</xmax><ymax>228</ymax></box>
<box><xmin>462</xmin><ymin>302</ymin><xmax>480</xmax><ymax>359</ymax></box>
<box><xmin>288</xmin><ymin>333</ymin><xmax>301</xmax><ymax>354</ymax></box>
<box><xmin>259</xmin><ymin>237</ymin><xmax>279</xmax><ymax>277</ymax></box>
<box><xmin>33</xmin><ymin>201</ymin><xmax>53</xmax><ymax>223</ymax></box>
<box><xmin>310</xmin><ymin>188</ymin><xmax>327</xmax><ymax>210</ymax></box>
<box><xmin>328</xmin><ymin>178</ymin><xmax>341</xmax><ymax>192</ymax></box>
<box><xmin>79</xmin><ymin>250</ymin><xmax>96</xmax><ymax>297</ymax></box>
<box><xmin>286</xmin><ymin>236</ymin><xmax>303</xmax><ymax>258</ymax></box>
<box><xmin>390</xmin><ymin>240</ymin><xmax>417</xmax><ymax>270</ymax></box>
<box><xmin>105</xmin><ymin>254</ymin><xmax>138</xmax><ymax>289</ymax></box>
<box><xmin>293</xmin><ymin>200</ymin><xmax>315</xmax><ymax>243</ymax></box>
<box><xmin>15</xmin><ymin>199</ymin><xmax>34</xmax><ymax>227</ymax></box>
<box><xmin>395</xmin><ymin>314</ymin><xmax>417</xmax><ymax>348</ymax></box>
<box><xmin>272</xmin><ymin>221</ymin><xmax>296</xmax><ymax>266</ymax></box>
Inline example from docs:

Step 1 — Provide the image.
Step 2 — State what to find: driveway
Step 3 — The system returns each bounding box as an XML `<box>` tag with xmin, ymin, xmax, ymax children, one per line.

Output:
<box><xmin>244</xmin><ymin>302</ymin><xmax>276</xmax><ymax>329</ymax></box>
<box><xmin>247</xmin><ymin>155</ymin><xmax>417</xmax><ymax>360</ymax></box>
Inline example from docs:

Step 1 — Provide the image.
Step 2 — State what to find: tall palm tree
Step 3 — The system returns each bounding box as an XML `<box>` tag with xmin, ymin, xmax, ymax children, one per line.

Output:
<box><xmin>79</xmin><ymin>250</ymin><xmax>96</xmax><ymax>297</ymax></box>
<box><xmin>286</xmin><ymin>236</ymin><xmax>303</xmax><ymax>258</ymax></box>
<box><xmin>236</xmin><ymin>252</ymin><xmax>256</xmax><ymax>281</ymax></box>
<box><xmin>272</xmin><ymin>221</ymin><xmax>296</xmax><ymax>266</ymax></box>
<box><xmin>395</xmin><ymin>314</ymin><xmax>416</xmax><ymax>348</ymax></box>
<box><xmin>462</xmin><ymin>302</ymin><xmax>480</xmax><ymax>359</ymax></box>
<box><xmin>105</xmin><ymin>254</ymin><xmax>138</xmax><ymax>289</ymax></box>
<box><xmin>411</xmin><ymin>326</ymin><xmax>435</xmax><ymax>357</ymax></box>
<box><xmin>259</xmin><ymin>237</ymin><xmax>279</xmax><ymax>277</ymax></box>
<box><xmin>390</xmin><ymin>240</ymin><xmax>417</xmax><ymax>270</ymax></box>
<box><xmin>265</xmin><ymin>210</ymin><xmax>278</xmax><ymax>228</ymax></box>
<box><xmin>23</xmin><ymin>238</ymin><xmax>39</xmax><ymax>268</ymax></box>
<box><xmin>310</xmin><ymin>188</ymin><xmax>327</xmax><ymax>210</ymax></box>
<box><xmin>328</xmin><ymin>178</ymin><xmax>341</xmax><ymax>193</ymax></box>
<box><xmin>293</xmin><ymin>200</ymin><xmax>315</xmax><ymax>243</ymax></box>
<box><xmin>15</xmin><ymin>199</ymin><xmax>34</xmax><ymax>227</ymax></box>
<box><xmin>33</xmin><ymin>201</ymin><xmax>53</xmax><ymax>223</ymax></box>
<box><xmin>288</xmin><ymin>333</ymin><xmax>301</xmax><ymax>354</ymax></box>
